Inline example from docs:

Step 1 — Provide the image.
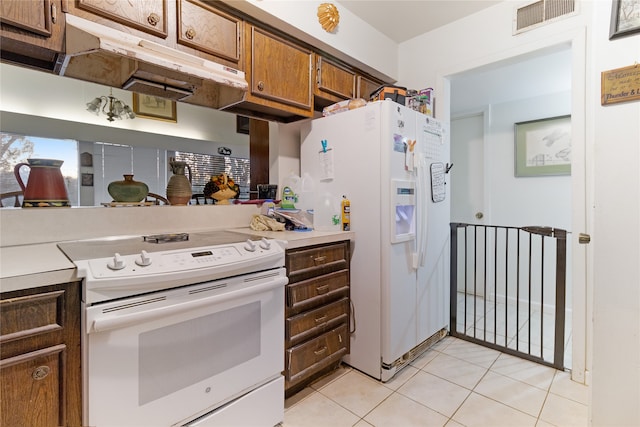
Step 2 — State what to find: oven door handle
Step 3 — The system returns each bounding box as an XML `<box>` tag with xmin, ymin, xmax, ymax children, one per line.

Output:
<box><xmin>89</xmin><ymin>277</ymin><xmax>288</xmax><ymax>333</ymax></box>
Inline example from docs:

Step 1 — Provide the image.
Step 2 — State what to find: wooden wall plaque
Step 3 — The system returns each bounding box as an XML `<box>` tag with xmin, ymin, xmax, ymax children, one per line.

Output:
<box><xmin>601</xmin><ymin>64</ymin><xmax>640</xmax><ymax>105</ymax></box>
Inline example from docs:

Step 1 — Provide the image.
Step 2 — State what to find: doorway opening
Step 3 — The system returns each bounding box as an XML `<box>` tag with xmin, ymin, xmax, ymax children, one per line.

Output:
<box><xmin>449</xmin><ymin>46</ymin><xmax>574</xmax><ymax>370</ymax></box>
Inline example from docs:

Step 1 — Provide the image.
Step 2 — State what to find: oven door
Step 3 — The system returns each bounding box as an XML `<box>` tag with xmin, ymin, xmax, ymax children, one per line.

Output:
<box><xmin>84</xmin><ymin>268</ymin><xmax>287</xmax><ymax>427</ymax></box>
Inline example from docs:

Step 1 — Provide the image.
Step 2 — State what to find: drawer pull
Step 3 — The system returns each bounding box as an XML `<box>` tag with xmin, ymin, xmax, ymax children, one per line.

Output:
<box><xmin>314</xmin><ymin>256</ymin><xmax>327</xmax><ymax>264</ymax></box>
<box><xmin>185</xmin><ymin>28</ymin><xmax>196</xmax><ymax>40</ymax></box>
<box><xmin>316</xmin><ymin>285</ymin><xmax>329</xmax><ymax>294</ymax></box>
<box><xmin>314</xmin><ymin>346</ymin><xmax>327</xmax><ymax>356</ymax></box>
<box><xmin>32</xmin><ymin>365</ymin><xmax>50</xmax><ymax>380</ymax></box>
<box><xmin>315</xmin><ymin>315</ymin><xmax>328</xmax><ymax>323</ymax></box>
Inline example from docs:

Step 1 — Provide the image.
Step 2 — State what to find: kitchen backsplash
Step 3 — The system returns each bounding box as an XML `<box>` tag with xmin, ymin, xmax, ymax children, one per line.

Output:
<box><xmin>0</xmin><ymin>205</ymin><xmax>260</xmax><ymax>247</ymax></box>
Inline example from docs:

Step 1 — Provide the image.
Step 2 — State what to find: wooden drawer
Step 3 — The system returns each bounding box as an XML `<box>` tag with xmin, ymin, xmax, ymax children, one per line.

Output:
<box><xmin>286</xmin><ymin>297</ymin><xmax>349</xmax><ymax>346</ymax></box>
<box><xmin>0</xmin><ymin>290</ymin><xmax>64</xmax><ymax>344</ymax></box>
<box><xmin>286</xmin><ymin>241</ymin><xmax>349</xmax><ymax>283</ymax></box>
<box><xmin>287</xmin><ymin>269</ymin><xmax>349</xmax><ymax>314</ymax></box>
<box><xmin>285</xmin><ymin>323</ymin><xmax>348</xmax><ymax>383</ymax></box>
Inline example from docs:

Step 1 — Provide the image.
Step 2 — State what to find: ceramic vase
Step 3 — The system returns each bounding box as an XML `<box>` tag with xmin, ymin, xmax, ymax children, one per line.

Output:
<box><xmin>108</xmin><ymin>174</ymin><xmax>149</xmax><ymax>203</ymax></box>
<box><xmin>166</xmin><ymin>158</ymin><xmax>192</xmax><ymax>205</ymax></box>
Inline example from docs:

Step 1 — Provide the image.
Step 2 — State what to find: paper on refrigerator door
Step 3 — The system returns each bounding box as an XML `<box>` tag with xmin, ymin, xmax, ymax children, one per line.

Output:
<box><xmin>318</xmin><ymin>148</ymin><xmax>334</xmax><ymax>181</ymax></box>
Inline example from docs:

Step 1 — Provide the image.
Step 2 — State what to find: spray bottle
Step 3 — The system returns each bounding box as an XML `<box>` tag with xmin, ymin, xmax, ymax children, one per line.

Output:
<box><xmin>341</xmin><ymin>195</ymin><xmax>351</xmax><ymax>231</ymax></box>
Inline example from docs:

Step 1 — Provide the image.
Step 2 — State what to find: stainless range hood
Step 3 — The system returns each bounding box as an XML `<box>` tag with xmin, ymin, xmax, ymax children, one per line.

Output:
<box><xmin>60</xmin><ymin>14</ymin><xmax>247</xmax><ymax>109</ymax></box>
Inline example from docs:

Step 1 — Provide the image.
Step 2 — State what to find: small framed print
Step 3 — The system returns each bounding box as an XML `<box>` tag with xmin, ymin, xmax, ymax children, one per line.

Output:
<box><xmin>609</xmin><ymin>0</ymin><xmax>640</xmax><ymax>40</ymax></box>
<box><xmin>133</xmin><ymin>93</ymin><xmax>177</xmax><ymax>122</ymax></box>
<box><xmin>514</xmin><ymin>115</ymin><xmax>571</xmax><ymax>177</ymax></box>
<box><xmin>81</xmin><ymin>173</ymin><xmax>94</xmax><ymax>187</ymax></box>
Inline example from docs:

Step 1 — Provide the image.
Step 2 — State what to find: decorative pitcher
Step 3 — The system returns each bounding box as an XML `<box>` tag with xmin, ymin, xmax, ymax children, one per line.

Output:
<box><xmin>14</xmin><ymin>158</ymin><xmax>70</xmax><ymax>207</ymax></box>
<box><xmin>166</xmin><ymin>158</ymin><xmax>192</xmax><ymax>205</ymax></box>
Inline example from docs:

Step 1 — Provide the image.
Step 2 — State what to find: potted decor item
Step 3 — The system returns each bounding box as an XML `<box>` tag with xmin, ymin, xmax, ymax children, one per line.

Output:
<box><xmin>14</xmin><ymin>158</ymin><xmax>70</xmax><ymax>207</ymax></box>
<box><xmin>107</xmin><ymin>174</ymin><xmax>149</xmax><ymax>203</ymax></box>
<box><xmin>166</xmin><ymin>158</ymin><xmax>192</xmax><ymax>205</ymax></box>
<box><xmin>203</xmin><ymin>173</ymin><xmax>239</xmax><ymax>205</ymax></box>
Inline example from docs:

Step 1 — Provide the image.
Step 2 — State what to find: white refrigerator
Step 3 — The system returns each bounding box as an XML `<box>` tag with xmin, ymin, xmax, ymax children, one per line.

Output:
<box><xmin>300</xmin><ymin>100</ymin><xmax>450</xmax><ymax>381</ymax></box>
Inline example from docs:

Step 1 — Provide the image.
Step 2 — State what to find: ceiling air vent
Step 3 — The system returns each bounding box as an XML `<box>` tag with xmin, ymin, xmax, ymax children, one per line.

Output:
<box><xmin>514</xmin><ymin>0</ymin><xmax>576</xmax><ymax>34</ymax></box>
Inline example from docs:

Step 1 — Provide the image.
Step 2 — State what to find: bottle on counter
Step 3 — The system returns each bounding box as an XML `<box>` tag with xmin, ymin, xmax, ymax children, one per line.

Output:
<box><xmin>341</xmin><ymin>195</ymin><xmax>350</xmax><ymax>231</ymax></box>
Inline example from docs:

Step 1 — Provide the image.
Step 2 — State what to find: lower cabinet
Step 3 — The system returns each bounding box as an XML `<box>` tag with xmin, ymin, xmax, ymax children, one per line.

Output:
<box><xmin>284</xmin><ymin>240</ymin><xmax>350</xmax><ymax>396</ymax></box>
<box><xmin>0</xmin><ymin>282</ymin><xmax>82</xmax><ymax>427</ymax></box>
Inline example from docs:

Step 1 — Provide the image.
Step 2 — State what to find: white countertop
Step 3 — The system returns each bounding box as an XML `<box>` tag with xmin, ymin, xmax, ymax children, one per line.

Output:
<box><xmin>0</xmin><ymin>227</ymin><xmax>354</xmax><ymax>294</ymax></box>
<box><xmin>230</xmin><ymin>227</ymin><xmax>354</xmax><ymax>249</ymax></box>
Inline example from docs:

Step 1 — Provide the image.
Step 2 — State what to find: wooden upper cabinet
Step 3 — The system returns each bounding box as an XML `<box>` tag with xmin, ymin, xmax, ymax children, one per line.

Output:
<box><xmin>314</xmin><ymin>55</ymin><xmax>356</xmax><ymax>103</ymax></box>
<box><xmin>245</xmin><ymin>25</ymin><xmax>313</xmax><ymax>115</ymax></box>
<box><xmin>177</xmin><ymin>0</ymin><xmax>241</xmax><ymax>67</ymax></box>
<box><xmin>357</xmin><ymin>75</ymin><xmax>383</xmax><ymax>101</ymax></box>
<box><xmin>0</xmin><ymin>0</ymin><xmax>65</xmax><ymax>69</ymax></box>
<box><xmin>75</xmin><ymin>0</ymin><xmax>168</xmax><ymax>38</ymax></box>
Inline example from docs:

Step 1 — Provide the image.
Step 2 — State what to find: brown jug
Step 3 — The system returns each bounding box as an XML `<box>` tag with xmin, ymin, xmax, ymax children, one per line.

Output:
<box><xmin>166</xmin><ymin>158</ymin><xmax>192</xmax><ymax>205</ymax></box>
<box><xmin>14</xmin><ymin>158</ymin><xmax>70</xmax><ymax>207</ymax></box>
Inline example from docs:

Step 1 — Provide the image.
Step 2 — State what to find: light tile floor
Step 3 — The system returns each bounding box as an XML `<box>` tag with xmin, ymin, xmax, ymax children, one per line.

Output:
<box><xmin>284</xmin><ymin>336</ymin><xmax>588</xmax><ymax>427</ymax></box>
<box><xmin>454</xmin><ymin>293</ymin><xmax>573</xmax><ymax>369</ymax></box>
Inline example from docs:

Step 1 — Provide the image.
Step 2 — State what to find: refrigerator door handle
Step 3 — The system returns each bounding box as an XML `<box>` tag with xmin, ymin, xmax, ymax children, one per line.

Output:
<box><xmin>415</xmin><ymin>152</ymin><xmax>429</xmax><ymax>268</ymax></box>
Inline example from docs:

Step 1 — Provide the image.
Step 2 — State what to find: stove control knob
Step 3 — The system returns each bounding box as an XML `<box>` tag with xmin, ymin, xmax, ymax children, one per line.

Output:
<box><xmin>107</xmin><ymin>253</ymin><xmax>126</xmax><ymax>270</ymax></box>
<box><xmin>135</xmin><ymin>250</ymin><xmax>152</xmax><ymax>267</ymax></box>
<box><xmin>259</xmin><ymin>238</ymin><xmax>271</xmax><ymax>250</ymax></box>
<box><xmin>244</xmin><ymin>239</ymin><xmax>257</xmax><ymax>252</ymax></box>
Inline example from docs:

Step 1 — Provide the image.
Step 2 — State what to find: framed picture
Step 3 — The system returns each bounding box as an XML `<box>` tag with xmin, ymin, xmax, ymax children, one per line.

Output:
<box><xmin>514</xmin><ymin>115</ymin><xmax>571</xmax><ymax>177</ymax></box>
<box><xmin>609</xmin><ymin>0</ymin><xmax>640</xmax><ymax>39</ymax></box>
<box><xmin>133</xmin><ymin>93</ymin><xmax>177</xmax><ymax>122</ymax></box>
<box><xmin>81</xmin><ymin>173</ymin><xmax>94</xmax><ymax>187</ymax></box>
<box><xmin>236</xmin><ymin>115</ymin><xmax>250</xmax><ymax>134</ymax></box>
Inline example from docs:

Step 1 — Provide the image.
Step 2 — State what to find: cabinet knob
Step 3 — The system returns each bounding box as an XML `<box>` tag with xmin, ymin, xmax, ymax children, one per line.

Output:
<box><xmin>32</xmin><ymin>365</ymin><xmax>51</xmax><ymax>380</ymax></box>
<box><xmin>185</xmin><ymin>28</ymin><xmax>196</xmax><ymax>40</ymax></box>
<box><xmin>147</xmin><ymin>13</ymin><xmax>160</xmax><ymax>27</ymax></box>
<box><xmin>257</xmin><ymin>81</ymin><xmax>265</xmax><ymax>91</ymax></box>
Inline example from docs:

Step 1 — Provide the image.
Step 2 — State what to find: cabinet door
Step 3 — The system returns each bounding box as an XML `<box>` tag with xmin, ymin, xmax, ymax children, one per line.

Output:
<box><xmin>246</xmin><ymin>25</ymin><xmax>313</xmax><ymax>113</ymax></box>
<box><xmin>177</xmin><ymin>0</ymin><xmax>241</xmax><ymax>67</ymax></box>
<box><xmin>0</xmin><ymin>0</ymin><xmax>64</xmax><ymax>68</ymax></box>
<box><xmin>358</xmin><ymin>75</ymin><xmax>383</xmax><ymax>100</ymax></box>
<box><xmin>1</xmin><ymin>345</ymin><xmax>67</xmax><ymax>427</ymax></box>
<box><xmin>76</xmin><ymin>0</ymin><xmax>167</xmax><ymax>38</ymax></box>
<box><xmin>0</xmin><ymin>283</ymin><xmax>82</xmax><ymax>426</ymax></box>
<box><xmin>314</xmin><ymin>55</ymin><xmax>356</xmax><ymax>102</ymax></box>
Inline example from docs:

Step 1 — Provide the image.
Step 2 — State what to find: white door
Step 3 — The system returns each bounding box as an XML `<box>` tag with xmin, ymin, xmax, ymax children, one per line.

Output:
<box><xmin>451</xmin><ymin>113</ymin><xmax>486</xmax><ymax>296</ymax></box>
<box><xmin>451</xmin><ymin>113</ymin><xmax>485</xmax><ymax>224</ymax></box>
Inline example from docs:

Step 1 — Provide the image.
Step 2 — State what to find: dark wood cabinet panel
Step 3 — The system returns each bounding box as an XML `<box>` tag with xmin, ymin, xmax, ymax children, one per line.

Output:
<box><xmin>286</xmin><ymin>297</ymin><xmax>349</xmax><ymax>346</ymax></box>
<box><xmin>284</xmin><ymin>240</ymin><xmax>350</xmax><ymax>396</ymax></box>
<box><xmin>1</xmin><ymin>345</ymin><xmax>67</xmax><ymax>427</ymax></box>
<box><xmin>286</xmin><ymin>241</ymin><xmax>349</xmax><ymax>283</ymax></box>
<box><xmin>75</xmin><ymin>0</ymin><xmax>168</xmax><ymax>38</ymax></box>
<box><xmin>0</xmin><ymin>0</ymin><xmax>65</xmax><ymax>70</ymax></box>
<box><xmin>285</xmin><ymin>323</ymin><xmax>348</xmax><ymax>383</ymax></box>
<box><xmin>0</xmin><ymin>282</ymin><xmax>82</xmax><ymax>427</ymax></box>
<box><xmin>287</xmin><ymin>269</ymin><xmax>349</xmax><ymax>313</ymax></box>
